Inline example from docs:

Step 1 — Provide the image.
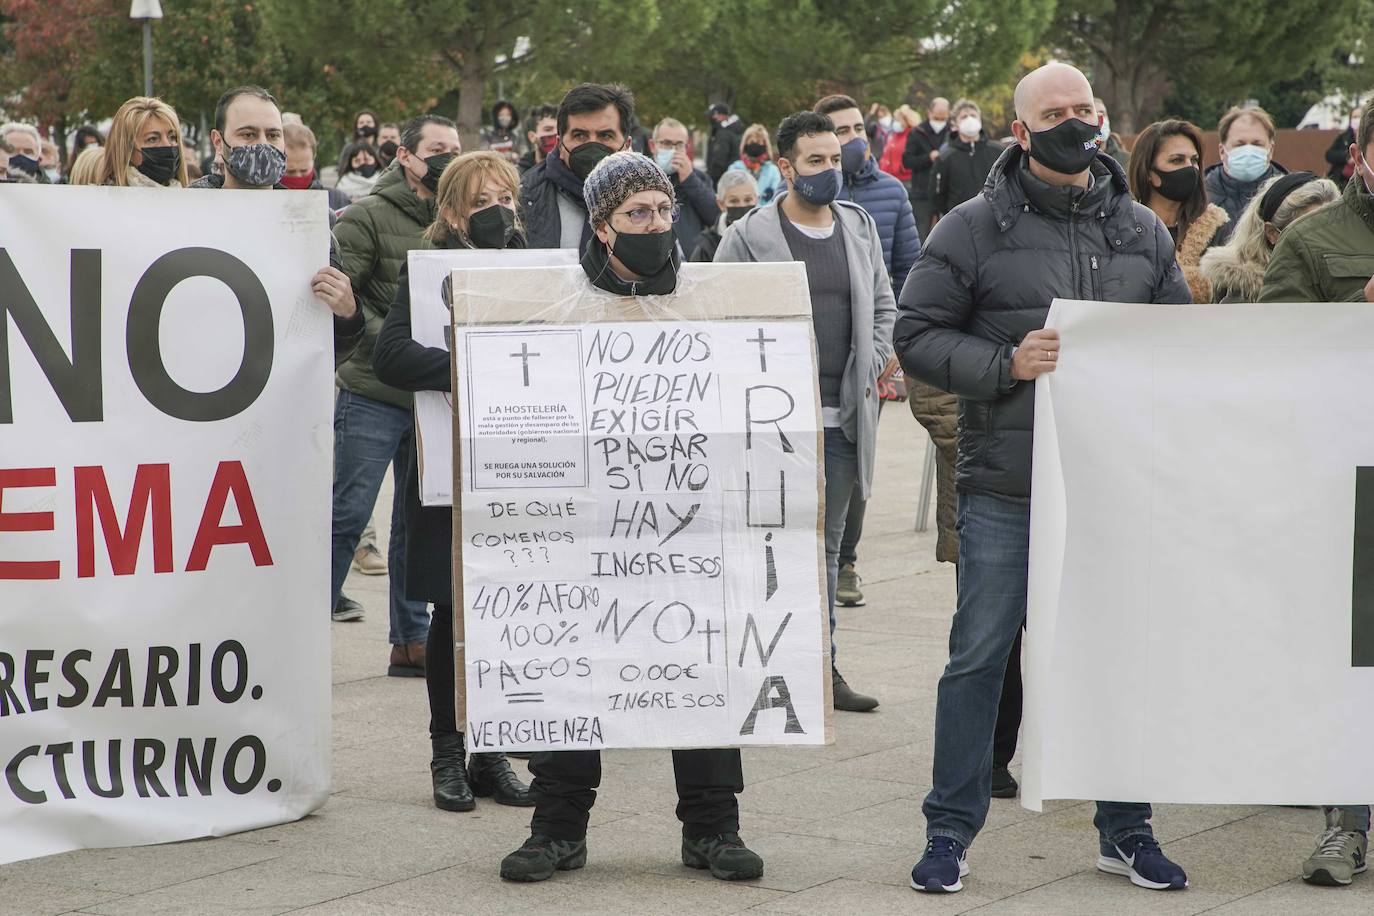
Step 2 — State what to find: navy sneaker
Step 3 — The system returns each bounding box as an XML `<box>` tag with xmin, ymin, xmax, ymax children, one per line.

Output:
<box><xmin>1097</xmin><ymin>835</ymin><xmax>1188</xmax><ymax>890</ymax></box>
<box><xmin>910</xmin><ymin>836</ymin><xmax>969</xmax><ymax>892</ymax></box>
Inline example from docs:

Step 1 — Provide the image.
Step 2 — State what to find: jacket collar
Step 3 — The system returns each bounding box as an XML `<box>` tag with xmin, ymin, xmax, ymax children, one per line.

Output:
<box><xmin>580</xmin><ymin>237</ymin><xmax>679</xmax><ymax>296</ymax></box>
<box><xmin>844</xmin><ymin>155</ymin><xmax>880</xmax><ymax>188</ymax></box>
<box><xmin>1204</xmin><ymin>160</ymin><xmax>1288</xmax><ymax>194</ymax></box>
<box><xmin>985</xmin><ymin>145</ymin><xmax>1144</xmax><ymax>247</ymax></box>
<box><xmin>371</xmin><ymin>161</ymin><xmax>435</xmax><ymax>224</ymax></box>
<box><xmin>1342</xmin><ymin>171</ymin><xmax>1374</xmax><ymax>233</ymax></box>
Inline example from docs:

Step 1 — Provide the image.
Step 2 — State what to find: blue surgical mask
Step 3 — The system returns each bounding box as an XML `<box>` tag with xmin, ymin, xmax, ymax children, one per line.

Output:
<box><xmin>655</xmin><ymin>147</ymin><xmax>676</xmax><ymax>174</ymax></box>
<box><xmin>1224</xmin><ymin>144</ymin><xmax>1270</xmax><ymax>182</ymax></box>
<box><xmin>840</xmin><ymin>137</ymin><xmax>868</xmax><ymax>177</ymax></box>
<box><xmin>791</xmin><ymin>167</ymin><xmax>841</xmax><ymax>207</ymax></box>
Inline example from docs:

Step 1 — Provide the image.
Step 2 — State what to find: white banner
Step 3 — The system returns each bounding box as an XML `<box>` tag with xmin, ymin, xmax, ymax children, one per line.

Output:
<box><xmin>0</xmin><ymin>186</ymin><xmax>332</xmax><ymax>863</ymax></box>
<box><xmin>1024</xmin><ymin>299</ymin><xmax>1374</xmax><ymax>810</ymax></box>
<box><xmin>407</xmin><ymin>248</ymin><xmax>578</xmax><ymax>506</ymax></box>
<box><xmin>452</xmin><ymin>264</ymin><xmax>831</xmax><ymax>751</ymax></box>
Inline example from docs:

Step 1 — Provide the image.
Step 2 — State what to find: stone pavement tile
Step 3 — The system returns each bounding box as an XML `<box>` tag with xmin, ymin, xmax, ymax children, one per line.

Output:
<box><xmin>1</xmin><ymin>838</ymin><xmax>278</xmax><ymax>896</ymax></box>
<box><xmin>216</xmin><ymin>794</ymin><xmax>530</xmax><ymax>881</ymax></box>
<box><xmin>287</xmin><ymin>859</ymin><xmax>785</xmax><ymax>915</ymax></box>
<box><xmin>738</xmin><ymin>745</ymin><xmax>832</xmax><ymax>782</ymax></box>
<box><xmin>329</xmin><ymin>622</ymin><xmax>391</xmax><ymax>685</ymax></box>
<box><xmin>747</xmin><ymin>877</ymin><xmax>995</xmax><ymax>914</ymax></box>
<box><xmin>77</xmin><ymin>860</ymin><xmax>381</xmax><ymax>916</ymax></box>
<box><xmin>736</xmin><ymin>767</ymin><xmax>911</xmax><ymax>822</ymax></box>
<box><xmin>1206</xmin><ymin>878</ymin><xmax>1374</xmax><ymax>914</ymax></box>
<box><xmin>331</xmin><ymin>733</ymin><xmax>437</xmax><ymax>805</ymax></box>
<box><xmin>822</xmin><ymin>739</ymin><xmax>933</xmax><ymax>786</ymax></box>
<box><xmin>834</xmin><ymin>633</ymin><xmax>939</xmax><ymax>676</ymax></box>
<box><xmin>0</xmin><ymin>878</ymin><xmax>124</xmax><ymax>916</ymax></box>
<box><xmin>788</xmin><ymin>796</ymin><xmax>924</xmax><ymax>848</ymax></box>
<box><xmin>1147</xmin><ymin>802</ymin><xmax>1268</xmax><ymax>842</ymax></box>
<box><xmin>331</xmin><ymin>677</ymin><xmax>429</xmax><ymax>750</ymax></box>
<box><xmin>718</xmin><ymin>832</ymin><xmax>913</xmax><ymax>893</ymax></box>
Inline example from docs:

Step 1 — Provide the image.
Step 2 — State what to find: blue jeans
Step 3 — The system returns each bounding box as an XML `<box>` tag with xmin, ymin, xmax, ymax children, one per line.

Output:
<box><xmin>922</xmin><ymin>491</ymin><xmax>1155</xmax><ymax>850</ymax></box>
<box><xmin>331</xmin><ymin>389</ymin><xmax>430</xmax><ymax>645</ymax></box>
<box><xmin>823</xmin><ymin>427</ymin><xmax>860</xmax><ymax>665</ymax></box>
<box><xmin>1326</xmin><ymin>806</ymin><xmax>1372</xmax><ymax>832</ymax></box>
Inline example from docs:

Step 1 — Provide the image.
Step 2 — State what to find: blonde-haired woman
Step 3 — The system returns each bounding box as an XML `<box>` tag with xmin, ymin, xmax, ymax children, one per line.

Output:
<box><xmin>67</xmin><ymin>145</ymin><xmax>107</xmax><ymax>186</ymax></box>
<box><xmin>372</xmin><ymin>150</ymin><xmax>531</xmax><ymax>813</ymax></box>
<box><xmin>1199</xmin><ymin>172</ymin><xmax>1339</xmax><ymax>303</ymax></box>
<box><xmin>727</xmin><ymin>122</ymin><xmax>783</xmax><ymax>204</ymax></box>
<box><xmin>96</xmin><ymin>96</ymin><xmax>189</xmax><ymax>187</ymax></box>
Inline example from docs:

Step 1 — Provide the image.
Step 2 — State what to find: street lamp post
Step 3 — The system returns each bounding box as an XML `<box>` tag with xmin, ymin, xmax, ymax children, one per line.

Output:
<box><xmin>129</xmin><ymin>1</ymin><xmax>163</xmax><ymax>98</ymax></box>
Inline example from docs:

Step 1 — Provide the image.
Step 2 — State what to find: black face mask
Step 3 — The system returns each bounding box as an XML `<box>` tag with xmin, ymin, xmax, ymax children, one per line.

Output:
<box><xmin>743</xmin><ymin>142</ymin><xmax>767</xmax><ymax>158</ymax></box>
<box><xmin>378</xmin><ymin>140</ymin><xmax>398</xmax><ymax>162</ymax></box>
<box><xmin>725</xmin><ymin>205</ymin><xmax>752</xmax><ymax>226</ymax></box>
<box><xmin>357</xmin><ymin>124</ymin><xmax>377</xmax><ymax>139</ymax></box>
<box><xmin>420</xmin><ymin>152</ymin><xmax>456</xmax><ymax>194</ymax></box>
<box><xmin>468</xmin><ymin>204</ymin><xmax>517</xmax><ymax>249</ymax></box>
<box><xmin>1151</xmin><ymin>165</ymin><xmax>1199</xmax><ymax>203</ymax></box>
<box><xmin>136</xmin><ymin>144</ymin><xmax>180</xmax><ymax>185</ymax></box>
<box><xmin>1025</xmin><ymin>117</ymin><xmax>1101</xmax><ymax>175</ymax></box>
<box><xmin>611</xmin><ymin>227</ymin><xmax>676</xmax><ymax>277</ymax></box>
<box><xmin>355</xmin><ymin>163</ymin><xmax>378</xmax><ymax>179</ymax></box>
<box><xmin>9</xmin><ymin>154</ymin><xmax>40</xmax><ymax>177</ymax></box>
<box><xmin>568</xmin><ymin>142</ymin><xmax>615</xmax><ymax>181</ymax></box>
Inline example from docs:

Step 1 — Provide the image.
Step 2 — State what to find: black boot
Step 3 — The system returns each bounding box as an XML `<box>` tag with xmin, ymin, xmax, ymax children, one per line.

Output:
<box><xmin>431</xmin><ymin>734</ymin><xmax>474</xmax><ymax>812</ymax></box>
<box><xmin>468</xmin><ymin>752</ymin><xmax>534</xmax><ymax>807</ymax></box>
<box><xmin>500</xmin><ymin>834</ymin><xmax>587</xmax><ymax>882</ymax></box>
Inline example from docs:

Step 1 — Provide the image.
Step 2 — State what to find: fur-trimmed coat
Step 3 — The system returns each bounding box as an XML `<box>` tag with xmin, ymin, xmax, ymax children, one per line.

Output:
<box><xmin>1198</xmin><ymin>243</ymin><xmax>1267</xmax><ymax>303</ymax></box>
<box><xmin>1177</xmin><ymin>203</ymin><xmax>1229</xmax><ymax>303</ymax></box>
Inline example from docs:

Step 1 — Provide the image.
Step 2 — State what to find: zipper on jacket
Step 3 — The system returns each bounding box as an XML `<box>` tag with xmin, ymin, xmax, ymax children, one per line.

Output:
<box><xmin>1090</xmin><ymin>254</ymin><xmax>1101</xmax><ymax>299</ymax></box>
<box><xmin>1068</xmin><ymin>199</ymin><xmax>1080</xmax><ymax>296</ymax></box>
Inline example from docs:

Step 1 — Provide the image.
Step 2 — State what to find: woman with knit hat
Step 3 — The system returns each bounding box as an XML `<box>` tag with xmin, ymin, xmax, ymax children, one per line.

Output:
<box><xmin>498</xmin><ymin>151</ymin><xmax>764</xmax><ymax>885</ymax></box>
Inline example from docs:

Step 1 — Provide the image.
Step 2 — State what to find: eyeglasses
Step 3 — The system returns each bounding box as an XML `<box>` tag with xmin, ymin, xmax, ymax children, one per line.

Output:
<box><xmin>613</xmin><ymin>204</ymin><xmax>679</xmax><ymax>228</ymax></box>
<box><xmin>655</xmin><ymin>139</ymin><xmax>687</xmax><ymax>152</ymax></box>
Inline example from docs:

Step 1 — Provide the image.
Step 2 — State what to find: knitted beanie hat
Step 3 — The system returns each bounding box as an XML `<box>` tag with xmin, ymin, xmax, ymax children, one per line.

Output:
<box><xmin>583</xmin><ymin>151</ymin><xmax>675</xmax><ymax>228</ymax></box>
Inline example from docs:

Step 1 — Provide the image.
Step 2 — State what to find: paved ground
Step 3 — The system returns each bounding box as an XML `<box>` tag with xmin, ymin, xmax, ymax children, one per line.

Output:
<box><xmin>4</xmin><ymin>412</ymin><xmax>1372</xmax><ymax>915</ymax></box>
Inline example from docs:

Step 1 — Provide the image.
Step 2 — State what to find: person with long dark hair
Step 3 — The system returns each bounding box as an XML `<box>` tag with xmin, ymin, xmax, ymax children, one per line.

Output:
<box><xmin>1128</xmin><ymin>119</ymin><xmax>1229</xmax><ymax>303</ymax></box>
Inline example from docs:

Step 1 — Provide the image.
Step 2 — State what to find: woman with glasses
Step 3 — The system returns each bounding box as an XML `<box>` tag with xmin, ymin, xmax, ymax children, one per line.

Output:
<box><xmin>499</xmin><ymin>152</ymin><xmax>764</xmax><ymax>885</ymax></box>
<box><xmin>372</xmin><ymin>151</ymin><xmax>533</xmax><ymax>814</ymax></box>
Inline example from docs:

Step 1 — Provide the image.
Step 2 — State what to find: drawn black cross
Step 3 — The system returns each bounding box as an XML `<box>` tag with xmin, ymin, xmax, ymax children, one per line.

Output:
<box><xmin>510</xmin><ymin>342</ymin><xmax>541</xmax><ymax>386</ymax></box>
<box><xmin>747</xmin><ymin>328</ymin><xmax>776</xmax><ymax>372</ymax></box>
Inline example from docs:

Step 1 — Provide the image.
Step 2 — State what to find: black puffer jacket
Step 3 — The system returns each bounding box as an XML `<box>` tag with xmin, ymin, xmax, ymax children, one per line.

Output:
<box><xmin>931</xmin><ymin>135</ymin><xmax>1002</xmax><ymax>215</ymax></box>
<box><xmin>895</xmin><ymin>146</ymin><xmax>1191</xmax><ymax>500</ymax></box>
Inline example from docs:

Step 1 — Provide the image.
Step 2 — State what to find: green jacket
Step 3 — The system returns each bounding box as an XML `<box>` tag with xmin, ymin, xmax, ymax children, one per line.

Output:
<box><xmin>1259</xmin><ymin>178</ymin><xmax>1374</xmax><ymax>304</ymax></box>
<box><xmin>334</xmin><ymin>163</ymin><xmax>436</xmax><ymax>407</ymax></box>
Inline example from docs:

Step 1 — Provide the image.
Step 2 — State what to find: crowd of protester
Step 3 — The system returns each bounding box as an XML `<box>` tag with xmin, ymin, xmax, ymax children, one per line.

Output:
<box><xmin>4</xmin><ymin>63</ymin><xmax>1373</xmax><ymax>897</ymax></box>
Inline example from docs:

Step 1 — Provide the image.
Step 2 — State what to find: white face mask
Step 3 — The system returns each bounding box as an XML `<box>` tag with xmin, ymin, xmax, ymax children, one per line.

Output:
<box><xmin>928</xmin><ymin>117</ymin><xmax>948</xmax><ymax>132</ymax></box>
<box><xmin>958</xmin><ymin>116</ymin><xmax>981</xmax><ymax>138</ymax></box>
<box><xmin>1098</xmin><ymin>117</ymin><xmax>1111</xmax><ymax>143</ymax></box>
<box><xmin>879</xmin><ymin>116</ymin><xmax>894</xmax><ymax>131</ymax></box>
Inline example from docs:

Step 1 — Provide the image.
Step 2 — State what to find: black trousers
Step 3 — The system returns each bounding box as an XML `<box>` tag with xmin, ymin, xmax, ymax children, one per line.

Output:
<box><xmin>993</xmin><ymin>626</ymin><xmax>1023</xmax><ymax>768</ymax></box>
<box><xmin>427</xmin><ymin>603</ymin><xmax>457</xmax><ymax>738</ymax></box>
<box><xmin>529</xmin><ymin>748</ymin><xmax>743</xmax><ymax>841</ymax></box>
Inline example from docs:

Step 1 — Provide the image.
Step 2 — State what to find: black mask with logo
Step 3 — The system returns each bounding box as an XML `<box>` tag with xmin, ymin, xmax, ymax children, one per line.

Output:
<box><xmin>1025</xmin><ymin>117</ymin><xmax>1102</xmax><ymax>175</ymax></box>
<box><xmin>612</xmin><ymin>227</ymin><xmax>677</xmax><ymax>278</ymax></box>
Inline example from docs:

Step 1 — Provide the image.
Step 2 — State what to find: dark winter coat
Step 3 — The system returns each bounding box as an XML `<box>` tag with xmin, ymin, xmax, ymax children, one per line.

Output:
<box><xmin>671</xmin><ymin>166</ymin><xmax>723</xmax><ymax>259</ymax></box>
<box><xmin>333</xmin><ymin>163</ymin><xmax>437</xmax><ymax>407</ymax></box>
<box><xmin>1204</xmin><ymin>159</ymin><xmax>1288</xmax><ymax>245</ymax></box>
<box><xmin>839</xmin><ymin>156</ymin><xmax>922</xmax><ymax>294</ymax></box>
<box><xmin>707</xmin><ymin>117</ymin><xmax>746</xmax><ymax>184</ymax></box>
<box><xmin>1325</xmin><ymin>127</ymin><xmax>1356</xmax><ymax>187</ymax></box>
<box><xmin>895</xmin><ymin>147</ymin><xmax>1191</xmax><ymax>500</ymax></box>
<box><xmin>901</xmin><ymin>121</ymin><xmax>949</xmax><ymax>201</ymax></box>
<box><xmin>519</xmin><ymin>155</ymin><xmax>589</xmax><ymax>250</ymax></box>
<box><xmin>690</xmin><ymin>223</ymin><xmax>722</xmax><ymax>262</ymax></box>
<box><xmin>931</xmin><ymin>136</ymin><xmax>1001</xmax><ymax>216</ymax></box>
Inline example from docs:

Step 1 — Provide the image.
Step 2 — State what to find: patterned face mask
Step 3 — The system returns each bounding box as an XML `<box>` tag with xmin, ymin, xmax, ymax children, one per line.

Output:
<box><xmin>223</xmin><ymin>141</ymin><xmax>286</xmax><ymax>188</ymax></box>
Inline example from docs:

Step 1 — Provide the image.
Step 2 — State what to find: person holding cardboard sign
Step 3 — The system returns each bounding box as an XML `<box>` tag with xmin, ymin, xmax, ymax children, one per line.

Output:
<box><xmin>498</xmin><ymin>151</ymin><xmax>763</xmax><ymax>885</ymax></box>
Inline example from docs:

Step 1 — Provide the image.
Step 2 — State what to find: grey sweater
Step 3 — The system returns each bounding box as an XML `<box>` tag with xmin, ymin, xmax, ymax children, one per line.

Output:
<box><xmin>779</xmin><ymin>211</ymin><xmax>852</xmax><ymax>411</ymax></box>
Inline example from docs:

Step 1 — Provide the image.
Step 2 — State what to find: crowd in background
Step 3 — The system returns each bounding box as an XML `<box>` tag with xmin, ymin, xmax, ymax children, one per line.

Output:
<box><xmin>3</xmin><ymin>64</ymin><xmax>1374</xmax><ymax>896</ymax></box>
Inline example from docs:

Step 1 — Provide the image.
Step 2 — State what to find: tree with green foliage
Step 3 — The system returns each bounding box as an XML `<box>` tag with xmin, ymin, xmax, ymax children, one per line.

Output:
<box><xmin>1050</xmin><ymin>0</ymin><xmax>1366</xmax><ymax>132</ymax></box>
